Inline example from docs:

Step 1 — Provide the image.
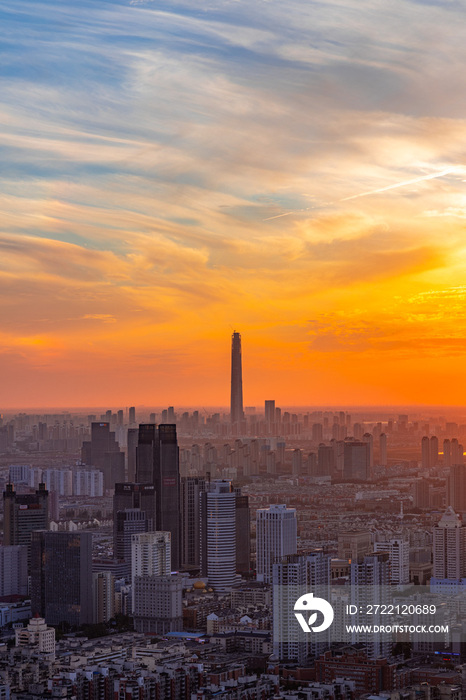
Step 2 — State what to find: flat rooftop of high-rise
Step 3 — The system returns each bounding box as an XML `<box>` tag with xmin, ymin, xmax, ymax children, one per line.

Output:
<box><xmin>257</xmin><ymin>503</ymin><xmax>295</xmax><ymax>512</ymax></box>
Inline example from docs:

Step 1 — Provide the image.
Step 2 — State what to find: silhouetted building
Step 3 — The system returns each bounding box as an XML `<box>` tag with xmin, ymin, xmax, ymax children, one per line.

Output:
<box><xmin>230</xmin><ymin>331</ymin><xmax>244</xmax><ymax>424</ymax></box>
<box><xmin>30</xmin><ymin>531</ymin><xmax>93</xmax><ymax>626</ymax></box>
<box><xmin>3</xmin><ymin>483</ymin><xmax>49</xmax><ymax>565</ymax></box>
<box><xmin>129</xmin><ymin>406</ymin><xmax>136</xmax><ymax>424</ymax></box>
<box><xmin>113</xmin><ymin>482</ymin><xmax>156</xmax><ymax>535</ymax></box>
<box><xmin>135</xmin><ymin>424</ymin><xmax>181</xmax><ymax>569</ymax></box>
<box><xmin>235</xmin><ymin>489</ymin><xmax>250</xmax><ymax>574</ymax></box>
<box><xmin>430</xmin><ymin>435</ymin><xmax>439</xmax><ymax>467</ymax></box>
<box><xmin>362</xmin><ymin>433</ymin><xmax>374</xmax><ymax>473</ymax></box>
<box><xmin>180</xmin><ymin>477</ymin><xmax>206</xmax><ymax>570</ymax></box>
<box><xmin>448</xmin><ymin>464</ymin><xmax>466</xmax><ymax>513</ymax></box>
<box><xmin>264</xmin><ymin>400</ymin><xmax>275</xmax><ymax>429</ymax></box>
<box><xmin>0</xmin><ymin>545</ymin><xmax>28</xmax><ymax>597</ymax></box>
<box><xmin>317</xmin><ymin>444</ymin><xmax>335</xmax><ymax>476</ymax></box>
<box><xmin>413</xmin><ymin>479</ymin><xmax>430</xmax><ymax>509</ymax></box>
<box><xmin>157</xmin><ymin>425</ymin><xmax>180</xmax><ymax>569</ymax></box>
<box><xmin>451</xmin><ymin>438</ymin><xmax>464</xmax><ymax>465</ymax></box>
<box><xmin>343</xmin><ymin>441</ymin><xmax>370</xmax><ymax>481</ymax></box>
<box><xmin>444</xmin><ymin>439</ymin><xmax>451</xmax><ymax>467</ymax></box>
<box><xmin>127</xmin><ymin>427</ymin><xmax>138</xmax><ymax>482</ymax></box>
<box><xmin>135</xmin><ymin>423</ymin><xmax>157</xmax><ymax>483</ymax></box>
<box><xmin>421</xmin><ymin>436</ymin><xmax>430</xmax><ymax>469</ymax></box>
<box><xmin>292</xmin><ymin>448</ymin><xmax>303</xmax><ymax>476</ymax></box>
<box><xmin>379</xmin><ymin>433</ymin><xmax>387</xmax><ymax>467</ymax></box>
<box><xmin>81</xmin><ymin>422</ymin><xmax>125</xmax><ymax>490</ymax></box>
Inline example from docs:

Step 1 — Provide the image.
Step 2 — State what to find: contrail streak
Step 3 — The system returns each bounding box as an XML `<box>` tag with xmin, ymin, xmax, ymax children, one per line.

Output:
<box><xmin>263</xmin><ymin>211</ymin><xmax>305</xmax><ymax>221</ymax></box>
<box><xmin>340</xmin><ymin>167</ymin><xmax>460</xmax><ymax>201</ymax></box>
<box><xmin>262</xmin><ymin>167</ymin><xmax>462</xmax><ymax>221</ymax></box>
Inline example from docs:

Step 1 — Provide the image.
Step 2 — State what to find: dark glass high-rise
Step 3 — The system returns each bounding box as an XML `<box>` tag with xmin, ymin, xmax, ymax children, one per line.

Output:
<box><xmin>135</xmin><ymin>423</ymin><xmax>181</xmax><ymax>569</ymax></box>
<box><xmin>30</xmin><ymin>530</ymin><xmax>93</xmax><ymax>626</ymax></box>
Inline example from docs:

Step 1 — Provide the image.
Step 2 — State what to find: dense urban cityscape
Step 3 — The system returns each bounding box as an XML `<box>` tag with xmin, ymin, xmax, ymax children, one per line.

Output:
<box><xmin>3</xmin><ymin>0</ymin><xmax>466</xmax><ymax>694</ymax></box>
<box><xmin>0</xmin><ymin>333</ymin><xmax>466</xmax><ymax>698</ymax></box>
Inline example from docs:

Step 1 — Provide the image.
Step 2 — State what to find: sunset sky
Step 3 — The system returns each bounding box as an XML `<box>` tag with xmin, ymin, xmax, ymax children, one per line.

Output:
<box><xmin>2</xmin><ymin>0</ymin><xmax>466</xmax><ymax>408</ymax></box>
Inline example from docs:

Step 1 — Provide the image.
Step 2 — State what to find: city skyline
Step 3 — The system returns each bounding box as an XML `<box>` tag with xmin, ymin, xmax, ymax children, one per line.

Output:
<box><xmin>2</xmin><ymin>0</ymin><xmax>466</xmax><ymax>691</ymax></box>
<box><xmin>2</xmin><ymin>1</ymin><xmax>466</xmax><ymax>407</ymax></box>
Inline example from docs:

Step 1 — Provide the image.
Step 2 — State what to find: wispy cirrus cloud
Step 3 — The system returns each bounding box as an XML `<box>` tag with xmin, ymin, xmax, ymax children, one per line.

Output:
<box><xmin>2</xmin><ymin>0</ymin><xmax>466</xmax><ymax>404</ymax></box>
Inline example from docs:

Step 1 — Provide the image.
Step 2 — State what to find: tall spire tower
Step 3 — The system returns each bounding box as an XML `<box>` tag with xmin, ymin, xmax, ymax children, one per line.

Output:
<box><xmin>230</xmin><ymin>331</ymin><xmax>244</xmax><ymax>424</ymax></box>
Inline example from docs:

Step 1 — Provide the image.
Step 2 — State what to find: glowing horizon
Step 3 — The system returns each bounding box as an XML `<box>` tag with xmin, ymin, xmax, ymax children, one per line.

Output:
<box><xmin>2</xmin><ymin>0</ymin><xmax>466</xmax><ymax>407</ymax></box>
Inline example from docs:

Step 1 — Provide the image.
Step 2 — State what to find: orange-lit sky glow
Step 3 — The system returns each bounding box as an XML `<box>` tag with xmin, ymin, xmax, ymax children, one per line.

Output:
<box><xmin>2</xmin><ymin>0</ymin><xmax>466</xmax><ymax>408</ymax></box>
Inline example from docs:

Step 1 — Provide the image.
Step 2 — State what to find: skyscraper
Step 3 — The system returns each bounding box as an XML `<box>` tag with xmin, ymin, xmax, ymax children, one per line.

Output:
<box><xmin>430</xmin><ymin>435</ymin><xmax>439</xmax><ymax>467</ymax></box>
<box><xmin>113</xmin><ymin>482</ymin><xmax>156</xmax><ymax>534</ymax></box>
<box><xmin>30</xmin><ymin>531</ymin><xmax>93</xmax><ymax>626</ymax></box>
<box><xmin>230</xmin><ymin>331</ymin><xmax>244</xmax><ymax>424</ymax></box>
<box><xmin>0</xmin><ymin>545</ymin><xmax>28</xmax><ymax>597</ymax></box>
<box><xmin>180</xmin><ymin>477</ymin><xmax>206</xmax><ymax>570</ymax></box>
<box><xmin>131</xmin><ymin>531</ymin><xmax>179</xmax><ymax>634</ymax></box>
<box><xmin>379</xmin><ymin>433</ymin><xmax>387</xmax><ymax>467</ymax></box>
<box><xmin>155</xmin><ymin>425</ymin><xmax>180</xmax><ymax>570</ymax></box>
<box><xmin>200</xmin><ymin>480</ymin><xmax>236</xmax><ymax>592</ymax></box>
<box><xmin>3</xmin><ymin>483</ymin><xmax>49</xmax><ymax>565</ymax></box>
<box><xmin>318</xmin><ymin>444</ymin><xmax>335</xmax><ymax>477</ymax></box>
<box><xmin>447</xmin><ymin>464</ymin><xmax>466</xmax><ymax>512</ymax></box>
<box><xmin>92</xmin><ymin>572</ymin><xmax>115</xmax><ymax>623</ymax></box>
<box><xmin>235</xmin><ymin>488</ymin><xmax>251</xmax><ymax>574</ymax></box>
<box><xmin>350</xmin><ymin>552</ymin><xmax>391</xmax><ymax>658</ymax></box>
<box><xmin>343</xmin><ymin>441</ymin><xmax>370</xmax><ymax>481</ymax></box>
<box><xmin>432</xmin><ymin>506</ymin><xmax>466</xmax><ymax>582</ymax></box>
<box><xmin>127</xmin><ymin>427</ymin><xmax>138</xmax><ymax>482</ymax></box>
<box><xmin>135</xmin><ymin>424</ymin><xmax>181</xmax><ymax>569</ymax></box>
<box><xmin>374</xmin><ymin>537</ymin><xmax>410</xmax><ymax>585</ymax></box>
<box><xmin>444</xmin><ymin>439</ymin><xmax>452</xmax><ymax>467</ymax></box>
<box><xmin>135</xmin><ymin>423</ymin><xmax>157</xmax><ymax>483</ymax></box>
<box><xmin>81</xmin><ymin>422</ymin><xmax>125</xmax><ymax>490</ymax></box>
<box><xmin>272</xmin><ymin>552</ymin><xmax>331</xmax><ymax>664</ymax></box>
<box><xmin>256</xmin><ymin>504</ymin><xmax>297</xmax><ymax>583</ymax></box>
<box><xmin>131</xmin><ymin>531</ymin><xmax>171</xmax><ymax>582</ymax></box>
<box><xmin>421</xmin><ymin>435</ymin><xmax>430</xmax><ymax>469</ymax></box>
<box><xmin>451</xmin><ymin>438</ymin><xmax>464</xmax><ymax>465</ymax></box>
<box><xmin>114</xmin><ymin>509</ymin><xmax>148</xmax><ymax>580</ymax></box>
<box><xmin>265</xmin><ymin>400</ymin><xmax>275</xmax><ymax>428</ymax></box>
